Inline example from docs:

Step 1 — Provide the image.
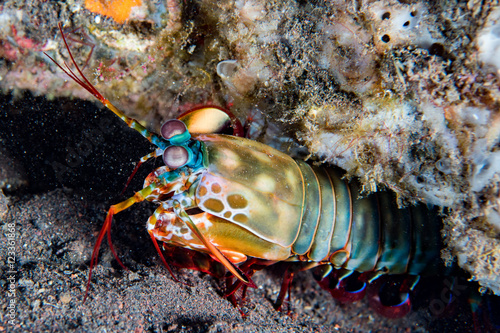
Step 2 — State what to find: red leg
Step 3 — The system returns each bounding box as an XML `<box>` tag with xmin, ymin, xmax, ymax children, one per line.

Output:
<box><xmin>84</xmin><ymin>184</ymin><xmax>157</xmax><ymax>302</ymax></box>
<box><xmin>274</xmin><ymin>267</ymin><xmax>294</xmax><ymax>312</ymax></box>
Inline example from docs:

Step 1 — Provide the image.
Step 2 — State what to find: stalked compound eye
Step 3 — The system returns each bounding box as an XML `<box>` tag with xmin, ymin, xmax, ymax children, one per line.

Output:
<box><xmin>161</xmin><ymin>119</ymin><xmax>188</xmax><ymax>140</ymax></box>
<box><xmin>163</xmin><ymin>146</ymin><xmax>190</xmax><ymax>169</ymax></box>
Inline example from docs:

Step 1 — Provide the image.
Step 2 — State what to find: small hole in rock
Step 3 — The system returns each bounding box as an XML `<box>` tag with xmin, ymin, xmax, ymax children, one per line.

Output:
<box><xmin>428</xmin><ymin>43</ymin><xmax>445</xmax><ymax>57</ymax></box>
<box><xmin>381</xmin><ymin>34</ymin><xmax>390</xmax><ymax>43</ymax></box>
<box><xmin>410</xmin><ymin>10</ymin><xmax>417</xmax><ymax>17</ymax></box>
<box><xmin>403</xmin><ymin>21</ymin><xmax>410</xmax><ymax>27</ymax></box>
<box><xmin>382</xmin><ymin>12</ymin><xmax>391</xmax><ymax>20</ymax></box>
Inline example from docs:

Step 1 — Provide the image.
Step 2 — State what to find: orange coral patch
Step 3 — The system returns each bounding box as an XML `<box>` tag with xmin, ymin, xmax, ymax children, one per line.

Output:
<box><xmin>85</xmin><ymin>0</ymin><xmax>142</xmax><ymax>24</ymax></box>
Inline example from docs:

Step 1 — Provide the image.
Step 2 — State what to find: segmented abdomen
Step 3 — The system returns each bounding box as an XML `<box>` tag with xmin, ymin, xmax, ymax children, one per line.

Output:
<box><xmin>293</xmin><ymin>160</ymin><xmax>442</xmax><ymax>276</ymax></box>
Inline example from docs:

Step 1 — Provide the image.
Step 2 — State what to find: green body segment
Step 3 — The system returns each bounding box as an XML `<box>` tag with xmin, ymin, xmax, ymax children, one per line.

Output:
<box><xmin>296</xmin><ymin>162</ymin><xmax>441</xmax><ymax>275</ymax></box>
<box><xmin>326</xmin><ymin>168</ymin><xmax>353</xmax><ymax>267</ymax></box>
<box><xmin>345</xmin><ymin>180</ymin><xmax>381</xmax><ymax>272</ymax></box>
<box><xmin>191</xmin><ymin>134</ymin><xmax>441</xmax><ymax>276</ymax></box>
<box><xmin>306</xmin><ymin>166</ymin><xmax>336</xmax><ymax>262</ymax></box>
<box><xmin>406</xmin><ymin>205</ymin><xmax>441</xmax><ymax>275</ymax></box>
<box><xmin>375</xmin><ymin>192</ymin><xmax>412</xmax><ymax>274</ymax></box>
<box><xmin>304</xmin><ymin>162</ymin><xmax>441</xmax><ymax>275</ymax></box>
<box><xmin>292</xmin><ymin>162</ymin><xmax>322</xmax><ymax>255</ymax></box>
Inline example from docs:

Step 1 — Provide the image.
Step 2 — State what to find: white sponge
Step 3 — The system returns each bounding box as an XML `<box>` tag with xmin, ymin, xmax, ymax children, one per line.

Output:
<box><xmin>368</xmin><ymin>1</ymin><xmax>439</xmax><ymax>50</ymax></box>
<box><xmin>477</xmin><ymin>8</ymin><xmax>500</xmax><ymax>72</ymax></box>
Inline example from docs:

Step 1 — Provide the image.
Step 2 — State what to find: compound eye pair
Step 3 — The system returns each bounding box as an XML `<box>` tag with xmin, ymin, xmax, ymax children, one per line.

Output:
<box><xmin>161</xmin><ymin>120</ymin><xmax>191</xmax><ymax>169</ymax></box>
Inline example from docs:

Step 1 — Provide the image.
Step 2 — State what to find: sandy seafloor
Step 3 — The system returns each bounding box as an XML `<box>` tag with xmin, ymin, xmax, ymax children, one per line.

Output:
<box><xmin>0</xmin><ymin>92</ymin><xmax>490</xmax><ymax>332</ymax></box>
